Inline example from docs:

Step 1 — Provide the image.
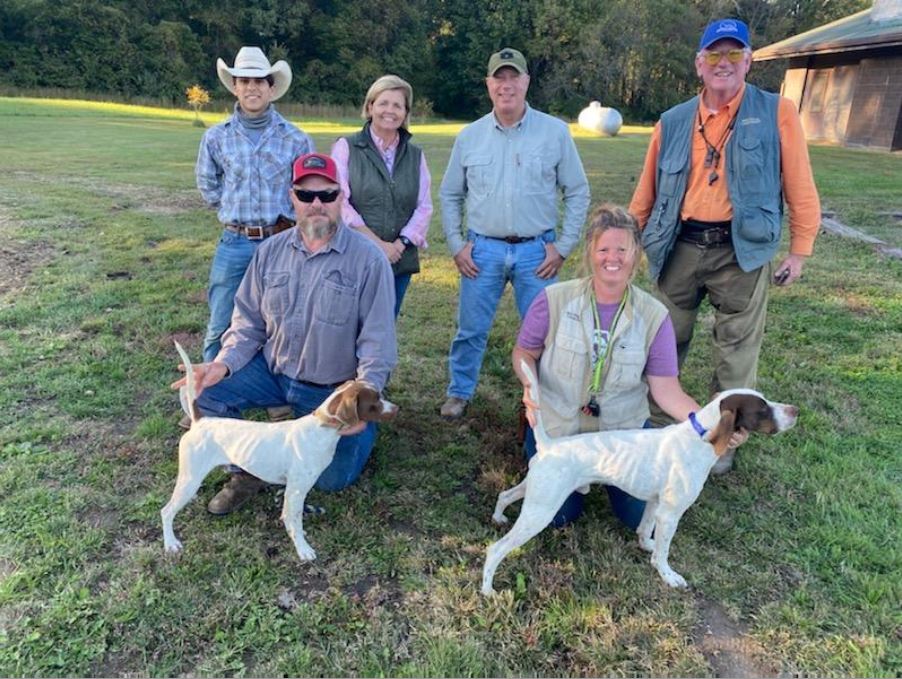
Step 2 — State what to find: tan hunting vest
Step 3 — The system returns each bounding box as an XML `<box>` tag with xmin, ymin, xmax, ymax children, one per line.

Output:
<box><xmin>538</xmin><ymin>278</ymin><xmax>669</xmax><ymax>437</ymax></box>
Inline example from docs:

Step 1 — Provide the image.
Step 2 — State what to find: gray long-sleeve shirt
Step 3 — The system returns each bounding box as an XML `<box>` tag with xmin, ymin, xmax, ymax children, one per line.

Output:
<box><xmin>216</xmin><ymin>224</ymin><xmax>397</xmax><ymax>391</ymax></box>
<box><xmin>440</xmin><ymin>104</ymin><xmax>590</xmax><ymax>258</ymax></box>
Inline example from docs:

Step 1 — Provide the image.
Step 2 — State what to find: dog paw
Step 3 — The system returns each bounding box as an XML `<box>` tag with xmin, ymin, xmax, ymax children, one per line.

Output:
<box><xmin>164</xmin><ymin>540</ymin><xmax>183</xmax><ymax>553</ymax></box>
<box><xmin>638</xmin><ymin>537</ymin><xmax>655</xmax><ymax>552</ymax></box>
<box><xmin>481</xmin><ymin>586</ymin><xmax>497</xmax><ymax>596</ymax></box>
<box><xmin>491</xmin><ymin>513</ymin><xmax>509</xmax><ymax>525</ymax></box>
<box><xmin>661</xmin><ymin>569</ymin><xmax>688</xmax><ymax>588</ymax></box>
<box><xmin>295</xmin><ymin>543</ymin><xmax>317</xmax><ymax>561</ymax></box>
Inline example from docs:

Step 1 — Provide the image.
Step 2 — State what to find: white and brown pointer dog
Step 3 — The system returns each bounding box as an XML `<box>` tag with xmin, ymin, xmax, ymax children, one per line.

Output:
<box><xmin>162</xmin><ymin>342</ymin><xmax>398</xmax><ymax>562</ymax></box>
<box><xmin>482</xmin><ymin>360</ymin><xmax>798</xmax><ymax>594</ymax></box>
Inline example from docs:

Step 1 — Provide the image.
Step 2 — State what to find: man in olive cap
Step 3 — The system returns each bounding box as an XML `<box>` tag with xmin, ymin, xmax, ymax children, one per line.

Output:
<box><xmin>439</xmin><ymin>48</ymin><xmax>590</xmax><ymax>419</ymax></box>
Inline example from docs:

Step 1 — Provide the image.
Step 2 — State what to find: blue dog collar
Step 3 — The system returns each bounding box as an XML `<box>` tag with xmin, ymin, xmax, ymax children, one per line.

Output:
<box><xmin>688</xmin><ymin>412</ymin><xmax>707</xmax><ymax>437</ymax></box>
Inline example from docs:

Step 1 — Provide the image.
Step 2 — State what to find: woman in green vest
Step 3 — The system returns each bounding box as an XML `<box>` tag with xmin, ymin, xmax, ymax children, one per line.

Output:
<box><xmin>331</xmin><ymin>75</ymin><xmax>433</xmax><ymax>317</ymax></box>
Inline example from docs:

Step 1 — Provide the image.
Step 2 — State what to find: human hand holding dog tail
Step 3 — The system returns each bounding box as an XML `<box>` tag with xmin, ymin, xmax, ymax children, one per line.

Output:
<box><xmin>171</xmin><ymin>361</ymin><xmax>229</xmax><ymax>397</ymax></box>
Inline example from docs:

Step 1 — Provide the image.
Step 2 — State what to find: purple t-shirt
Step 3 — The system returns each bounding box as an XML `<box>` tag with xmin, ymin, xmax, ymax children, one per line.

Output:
<box><xmin>517</xmin><ymin>290</ymin><xmax>678</xmax><ymax>376</ymax></box>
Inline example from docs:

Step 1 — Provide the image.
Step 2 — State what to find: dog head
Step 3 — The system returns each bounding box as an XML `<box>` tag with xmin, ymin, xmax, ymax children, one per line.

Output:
<box><xmin>319</xmin><ymin>380</ymin><xmax>398</xmax><ymax>430</ymax></box>
<box><xmin>706</xmin><ymin>389</ymin><xmax>799</xmax><ymax>453</ymax></box>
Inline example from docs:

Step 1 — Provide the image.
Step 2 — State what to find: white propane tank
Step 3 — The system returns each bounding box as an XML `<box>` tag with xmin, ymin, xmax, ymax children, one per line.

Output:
<box><xmin>578</xmin><ymin>101</ymin><xmax>623</xmax><ymax>136</ymax></box>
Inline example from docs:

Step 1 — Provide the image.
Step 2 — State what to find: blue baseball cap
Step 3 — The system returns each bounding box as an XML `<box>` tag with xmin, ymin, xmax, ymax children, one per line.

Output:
<box><xmin>699</xmin><ymin>19</ymin><xmax>751</xmax><ymax>51</ymax></box>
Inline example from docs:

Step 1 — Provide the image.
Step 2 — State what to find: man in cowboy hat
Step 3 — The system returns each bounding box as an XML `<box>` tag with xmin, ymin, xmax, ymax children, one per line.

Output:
<box><xmin>195</xmin><ymin>46</ymin><xmax>315</xmax><ymax>368</ymax></box>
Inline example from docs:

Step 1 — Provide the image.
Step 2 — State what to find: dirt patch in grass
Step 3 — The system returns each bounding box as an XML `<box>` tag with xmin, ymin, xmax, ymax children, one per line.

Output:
<box><xmin>693</xmin><ymin>594</ymin><xmax>779</xmax><ymax>678</ymax></box>
<box><xmin>0</xmin><ymin>208</ymin><xmax>57</xmax><ymax>298</ymax></box>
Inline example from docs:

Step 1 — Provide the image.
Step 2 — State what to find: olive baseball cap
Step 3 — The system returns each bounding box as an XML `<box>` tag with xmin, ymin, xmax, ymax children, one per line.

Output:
<box><xmin>487</xmin><ymin>48</ymin><xmax>528</xmax><ymax>76</ymax></box>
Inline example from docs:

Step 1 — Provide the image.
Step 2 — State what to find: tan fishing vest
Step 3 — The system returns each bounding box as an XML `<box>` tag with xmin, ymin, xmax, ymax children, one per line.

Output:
<box><xmin>538</xmin><ymin>278</ymin><xmax>669</xmax><ymax>437</ymax></box>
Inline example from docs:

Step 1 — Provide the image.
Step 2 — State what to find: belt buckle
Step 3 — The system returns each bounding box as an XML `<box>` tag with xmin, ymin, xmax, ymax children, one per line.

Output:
<box><xmin>245</xmin><ymin>226</ymin><xmax>266</xmax><ymax>240</ymax></box>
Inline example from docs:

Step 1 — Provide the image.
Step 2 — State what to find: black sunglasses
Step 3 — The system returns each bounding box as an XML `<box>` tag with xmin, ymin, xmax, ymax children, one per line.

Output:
<box><xmin>294</xmin><ymin>188</ymin><xmax>340</xmax><ymax>204</ymax></box>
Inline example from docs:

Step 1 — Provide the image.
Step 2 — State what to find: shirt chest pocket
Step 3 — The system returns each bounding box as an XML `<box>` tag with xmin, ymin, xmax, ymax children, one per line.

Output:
<box><xmin>523</xmin><ymin>152</ymin><xmax>557</xmax><ymax>195</ymax></box>
<box><xmin>463</xmin><ymin>154</ymin><xmax>493</xmax><ymax>197</ymax></box>
<box><xmin>314</xmin><ymin>273</ymin><xmax>357</xmax><ymax>326</ymax></box>
<box><xmin>260</xmin><ymin>149</ymin><xmax>292</xmax><ymax>187</ymax></box>
<box><xmin>262</xmin><ymin>272</ymin><xmax>290</xmax><ymax>317</ymax></box>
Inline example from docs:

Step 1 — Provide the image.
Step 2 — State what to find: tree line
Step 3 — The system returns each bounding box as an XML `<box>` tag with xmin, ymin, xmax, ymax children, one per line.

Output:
<box><xmin>0</xmin><ymin>0</ymin><xmax>867</xmax><ymax>121</ymax></box>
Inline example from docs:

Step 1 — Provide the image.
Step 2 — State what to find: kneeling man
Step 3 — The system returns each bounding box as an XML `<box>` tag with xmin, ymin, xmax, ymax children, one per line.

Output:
<box><xmin>174</xmin><ymin>153</ymin><xmax>397</xmax><ymax>513</ymax></box>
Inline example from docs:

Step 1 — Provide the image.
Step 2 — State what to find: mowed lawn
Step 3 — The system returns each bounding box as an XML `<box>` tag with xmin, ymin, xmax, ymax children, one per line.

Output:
<box><xmin>0</xmin><ymin>97</ymin><xmax>899</xmax><ymax>677</ymax></box>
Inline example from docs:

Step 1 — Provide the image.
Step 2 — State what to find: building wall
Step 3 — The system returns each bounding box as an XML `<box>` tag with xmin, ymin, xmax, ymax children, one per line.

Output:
<box><xmin>845</xmin><ymin>55</ymin><xmax>902</xmax><ymax>150</ymax></box>
<box><xmin>782</xmin><ymin>49</ymin><xmax>902</xmax><ymax>151</ymax></box>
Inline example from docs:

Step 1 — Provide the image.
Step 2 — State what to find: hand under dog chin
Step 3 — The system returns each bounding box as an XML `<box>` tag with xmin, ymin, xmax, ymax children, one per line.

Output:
<box><xmin>338</xmin><ymin>421</ymin><xmax>367</xmax><ymax>436</ymax></box>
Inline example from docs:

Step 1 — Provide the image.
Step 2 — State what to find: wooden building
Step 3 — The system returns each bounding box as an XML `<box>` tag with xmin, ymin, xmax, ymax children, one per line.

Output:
<box><xmin>754</xmin><ymin>0</ymin><xmax>902</xmax><ymax>151</ymax></box>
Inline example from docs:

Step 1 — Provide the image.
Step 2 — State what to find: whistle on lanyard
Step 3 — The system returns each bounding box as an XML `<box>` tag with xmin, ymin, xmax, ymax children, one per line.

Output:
<box><xmin>581</xmin><ymin>397</ymin><xmax>600</xmax><ymax>417</ymax></box>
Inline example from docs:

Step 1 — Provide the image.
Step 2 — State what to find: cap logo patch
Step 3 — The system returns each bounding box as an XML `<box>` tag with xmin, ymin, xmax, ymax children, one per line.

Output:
<box><xmin>304</xmin><ymin>156</ymin><xmax>327</xmax><ymax>169</ymax></box>
<box><xmin>716</xmin><ymin>20</ymin><xmax>739</xmax><ymax>33</ymax></box>
<box><xmin>501</xmin><ymin>50</ymin><xmax>514</xmax><ymax>59</ymax></box>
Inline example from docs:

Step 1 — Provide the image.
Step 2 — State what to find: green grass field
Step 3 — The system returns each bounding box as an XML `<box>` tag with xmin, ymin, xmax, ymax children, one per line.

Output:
<box><xmin>0</xmin><ymin>96</ymin><xmax>899</xmax><ymax>677</ymax></box>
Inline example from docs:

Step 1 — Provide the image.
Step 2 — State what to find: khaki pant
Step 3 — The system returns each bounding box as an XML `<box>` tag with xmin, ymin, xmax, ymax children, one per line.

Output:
<box><xmin>650</xmin><ymin>241</ymin><xmax>771</xmax><ymax>423</ymax></box>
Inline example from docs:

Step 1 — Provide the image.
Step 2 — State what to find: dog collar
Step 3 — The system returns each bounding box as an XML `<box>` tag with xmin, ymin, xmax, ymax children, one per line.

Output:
<box><xmin>688</xmin><ymin>412</ymin><xmax>707</xmax><ymax>437</ymax></box>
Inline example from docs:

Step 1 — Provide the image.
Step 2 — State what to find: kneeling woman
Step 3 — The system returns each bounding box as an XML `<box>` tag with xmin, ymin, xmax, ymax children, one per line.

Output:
<box><xmin>331</xmin><ymin>74</ymin><xmax>433</xmax><ymax>317</ymax></box>
<box><xmin>513</xmin><ymin>204</ymin><xmax>709</xmax><ymax>529</ymax></box>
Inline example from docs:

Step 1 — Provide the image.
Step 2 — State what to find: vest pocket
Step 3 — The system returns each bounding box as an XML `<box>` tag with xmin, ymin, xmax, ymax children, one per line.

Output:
<box><xmin>737</xmin><ymin>203</ymin><xmax>781</xmax><ymax>244</ymax></box>
<box><xmin>737</xmin><ymin>135</ymin><xmax>765</xmax><ymax>197</ymax></box>
<box><xmin>556</xmin><ymin>333</ymin><xmax>588</xmax><ymax>379</ymax></box>
<box><xmin>657</xmin><ymin>158</ymin><xmax>685</xmax><ymax>197</ymax></box>
<box><xmin>608</xmin><ymin>348</ymin><xmax>646</xmax><ymax>388</ymax></box>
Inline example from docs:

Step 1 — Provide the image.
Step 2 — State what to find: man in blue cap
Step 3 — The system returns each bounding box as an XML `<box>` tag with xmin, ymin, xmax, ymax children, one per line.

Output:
<box><xmin>629</xmin><ymin>19</ymin><xmax>820</xmax><ymax>473</ymax></box>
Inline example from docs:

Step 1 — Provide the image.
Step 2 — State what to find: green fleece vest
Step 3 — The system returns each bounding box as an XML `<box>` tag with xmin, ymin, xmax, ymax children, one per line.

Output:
<box><xmin>538</xmin><ymin>278</ymin><xmax>669</xmax><ymax>436</ymax></box>
<box><xmin>642</xmin><ymin>84</ymin><xmax>783</xmax><ymax>280</ymax></box>
<box><xmin>346</xmin><ymin>123</ymin><xmax>422</xmax><ymax>276</ymax></box>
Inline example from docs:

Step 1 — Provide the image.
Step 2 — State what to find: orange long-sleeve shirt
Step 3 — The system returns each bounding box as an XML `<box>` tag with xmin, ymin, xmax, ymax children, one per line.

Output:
<box><xmin>629</xmin><ymin>84</ymin><xmax>821</xmax><ymax>256</ymax></box>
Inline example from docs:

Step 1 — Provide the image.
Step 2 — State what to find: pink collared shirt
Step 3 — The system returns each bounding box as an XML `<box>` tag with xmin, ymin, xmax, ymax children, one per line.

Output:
<box><xmin>330</xmin><ymin>127</ymin><xmax>433</xmax><ymax>248</ymax></box>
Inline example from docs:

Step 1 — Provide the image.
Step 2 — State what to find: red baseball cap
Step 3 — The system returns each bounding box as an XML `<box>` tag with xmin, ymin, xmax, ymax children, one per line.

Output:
<box><xmin>292</xmin><ymin>153</ymin><xmax>339</xmax><ymax>185</ymax></box>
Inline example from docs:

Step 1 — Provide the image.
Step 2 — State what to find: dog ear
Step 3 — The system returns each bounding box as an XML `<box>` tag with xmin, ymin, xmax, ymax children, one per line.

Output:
<box><xmin>327</xmin><ymin>382</ymin><xmax>362</xmax><ymax>428</ymax></box>
<box><xmin>708</xmin><ymin>408</ymin><xmax>736</xmax><ymax>456</ymax></box>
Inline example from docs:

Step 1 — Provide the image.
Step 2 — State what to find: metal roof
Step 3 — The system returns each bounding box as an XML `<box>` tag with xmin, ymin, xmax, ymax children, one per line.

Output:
<box><xmin>754</xmin><ymin>6</ymin><xmax>902</xmax><ymax>61</ymax></box>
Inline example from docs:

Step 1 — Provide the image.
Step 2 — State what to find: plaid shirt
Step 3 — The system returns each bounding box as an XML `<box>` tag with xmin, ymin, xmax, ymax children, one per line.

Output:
<box><xmin>196</xmin><ymin>108</ymin><xmax>314</xmax><ymax>226</ymax></box>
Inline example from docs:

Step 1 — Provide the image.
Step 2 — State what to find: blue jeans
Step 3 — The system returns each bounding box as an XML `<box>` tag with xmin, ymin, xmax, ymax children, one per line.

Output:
<box><xmin>523</xmin><ymin>422</ymin><xmax>650</xmax><ymax>530</ymax></box>
<box><xmin>195</xmin><ymin>352</ymin><xmax>377</xmax><ymax>491</ymax></box>
<box><xmin>447</xmin><ymin>230</ymin><xmax>556</xmax><ymax>400</ymax></box>
<box><xmin>204</xmin><ymin>229</ymin><xmax>261</xmax><ymax>362</ymax></box>
<box><xmin>393</xmin><ymin>273</ymin><xmax>412</xmax><ymax>318</ymax></box>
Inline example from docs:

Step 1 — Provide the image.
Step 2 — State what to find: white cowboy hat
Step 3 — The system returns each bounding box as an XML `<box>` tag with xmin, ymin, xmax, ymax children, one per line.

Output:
<box><xmin>216</xmin><ymin>46</ymin><xmax>292</xmax><ymax>101</ymax></box>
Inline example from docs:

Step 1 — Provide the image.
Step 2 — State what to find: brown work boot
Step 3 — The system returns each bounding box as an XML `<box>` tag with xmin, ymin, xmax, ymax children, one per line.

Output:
<box><xmin>207</xmin><ymin>472</ymin><xmax>267</xmax><ymax>515</ymax></box>
<box><xmin>710</xmin><ymin>447</ymin><xmax>736</xmax><ymax>476</ymax></box>
<box><xmin>178</xmin><ymin>414</ymin><xmax>192</xmax><ymax>430</ymax></box>
<box><xmin>267</xmin><ymin>405</ymin><xmax>294</xmax><ymax>422</ymax></box>
<box><xmin>440</xmin><ymin>396</ymin><xmax>468</xmax><ymax>420</ymax></box>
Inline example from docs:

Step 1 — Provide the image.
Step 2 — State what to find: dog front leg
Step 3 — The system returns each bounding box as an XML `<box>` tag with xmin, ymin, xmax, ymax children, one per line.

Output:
<box><xmin>649</xmin><ymin>507</ymin><xmax>687</xmax><ymax>588</ymax></box>
<box><xmin>636</xmin><ymin>498</ymin><xmax>658</xmax><ymax>553</ymax></box>
<box><xmin>282</xmin><ymin>481</ymin><xmax>317</xmax><ymax>561</ymax></box>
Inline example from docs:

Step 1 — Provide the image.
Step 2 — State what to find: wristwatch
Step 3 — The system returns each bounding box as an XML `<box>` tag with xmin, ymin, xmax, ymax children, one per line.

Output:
<box><xmin>399</xmin><ymin>236</ymin><xmax>413</xmax><ymax>249</ymax></box>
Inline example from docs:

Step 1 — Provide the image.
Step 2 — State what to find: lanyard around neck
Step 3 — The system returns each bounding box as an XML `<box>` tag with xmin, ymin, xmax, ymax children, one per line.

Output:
<box><xmin>588</xmin><ymin>287</ymin><xmax>629</xmax><ymax>395</ymax></box>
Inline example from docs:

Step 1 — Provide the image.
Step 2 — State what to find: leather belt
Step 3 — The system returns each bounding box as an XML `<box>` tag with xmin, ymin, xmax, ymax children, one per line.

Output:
<box><xmin>483</xmin><ymin>233</ymin><xmax>542</xmax><ymax>245</ymax></box>
<box><xmin>223</xmin><ymin>219</ymin><xmax>294</xmax><ymax>241</ymax></box>
<box><xmin>677</xmin><ymin>219</ymin><xmax>732</xmax><ymax>247</ymax></box>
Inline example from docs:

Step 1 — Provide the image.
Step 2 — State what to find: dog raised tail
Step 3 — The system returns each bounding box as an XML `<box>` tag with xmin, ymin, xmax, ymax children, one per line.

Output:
<box><xmin>174</xmin><ymin>341</ymin><xmax>200</xmax><ymax>425</ymax></box>
<box><xmin>519</xmin><ymin>359</ymin><xmax>552</xmax><ymax>452</ymax></box>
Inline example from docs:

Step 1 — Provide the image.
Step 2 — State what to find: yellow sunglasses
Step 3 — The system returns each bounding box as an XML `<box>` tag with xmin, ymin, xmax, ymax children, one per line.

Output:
<box><xmin>701</xmin><ymin>48</ymin><xmax>746</xmax><ymax>65</ymax></box>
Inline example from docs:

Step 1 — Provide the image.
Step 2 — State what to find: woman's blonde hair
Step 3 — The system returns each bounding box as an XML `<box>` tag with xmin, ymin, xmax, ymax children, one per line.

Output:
<box><xmin>361</xmin><ymin>75</ymin><xmax>413</xmax><ymax>129</ymax></box>
<box><xmin>580</xmin><ymin>203</ymin><xmax>643</xmax><ymax>277</ymax></box>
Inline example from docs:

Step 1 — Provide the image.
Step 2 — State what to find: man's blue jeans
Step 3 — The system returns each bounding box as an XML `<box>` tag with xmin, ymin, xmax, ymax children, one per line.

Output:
<box><xmin>523</xmin><ymin>423</ymin><xmax>650</xmax><ymax>530</ymax></box>
<box><xmin>203</xmin><ymin>229</ymin><xmax>261</xmax><ymax>362</ymax></box>
<box><xmin>447</xmin><ymin>231</ymin><xmax>556</xmax><ymax>400</ymax></box>
<box><xmin>196</xmin><ymin>352</ymin><xmax>377</xmax><ymax>491</ymax></box>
